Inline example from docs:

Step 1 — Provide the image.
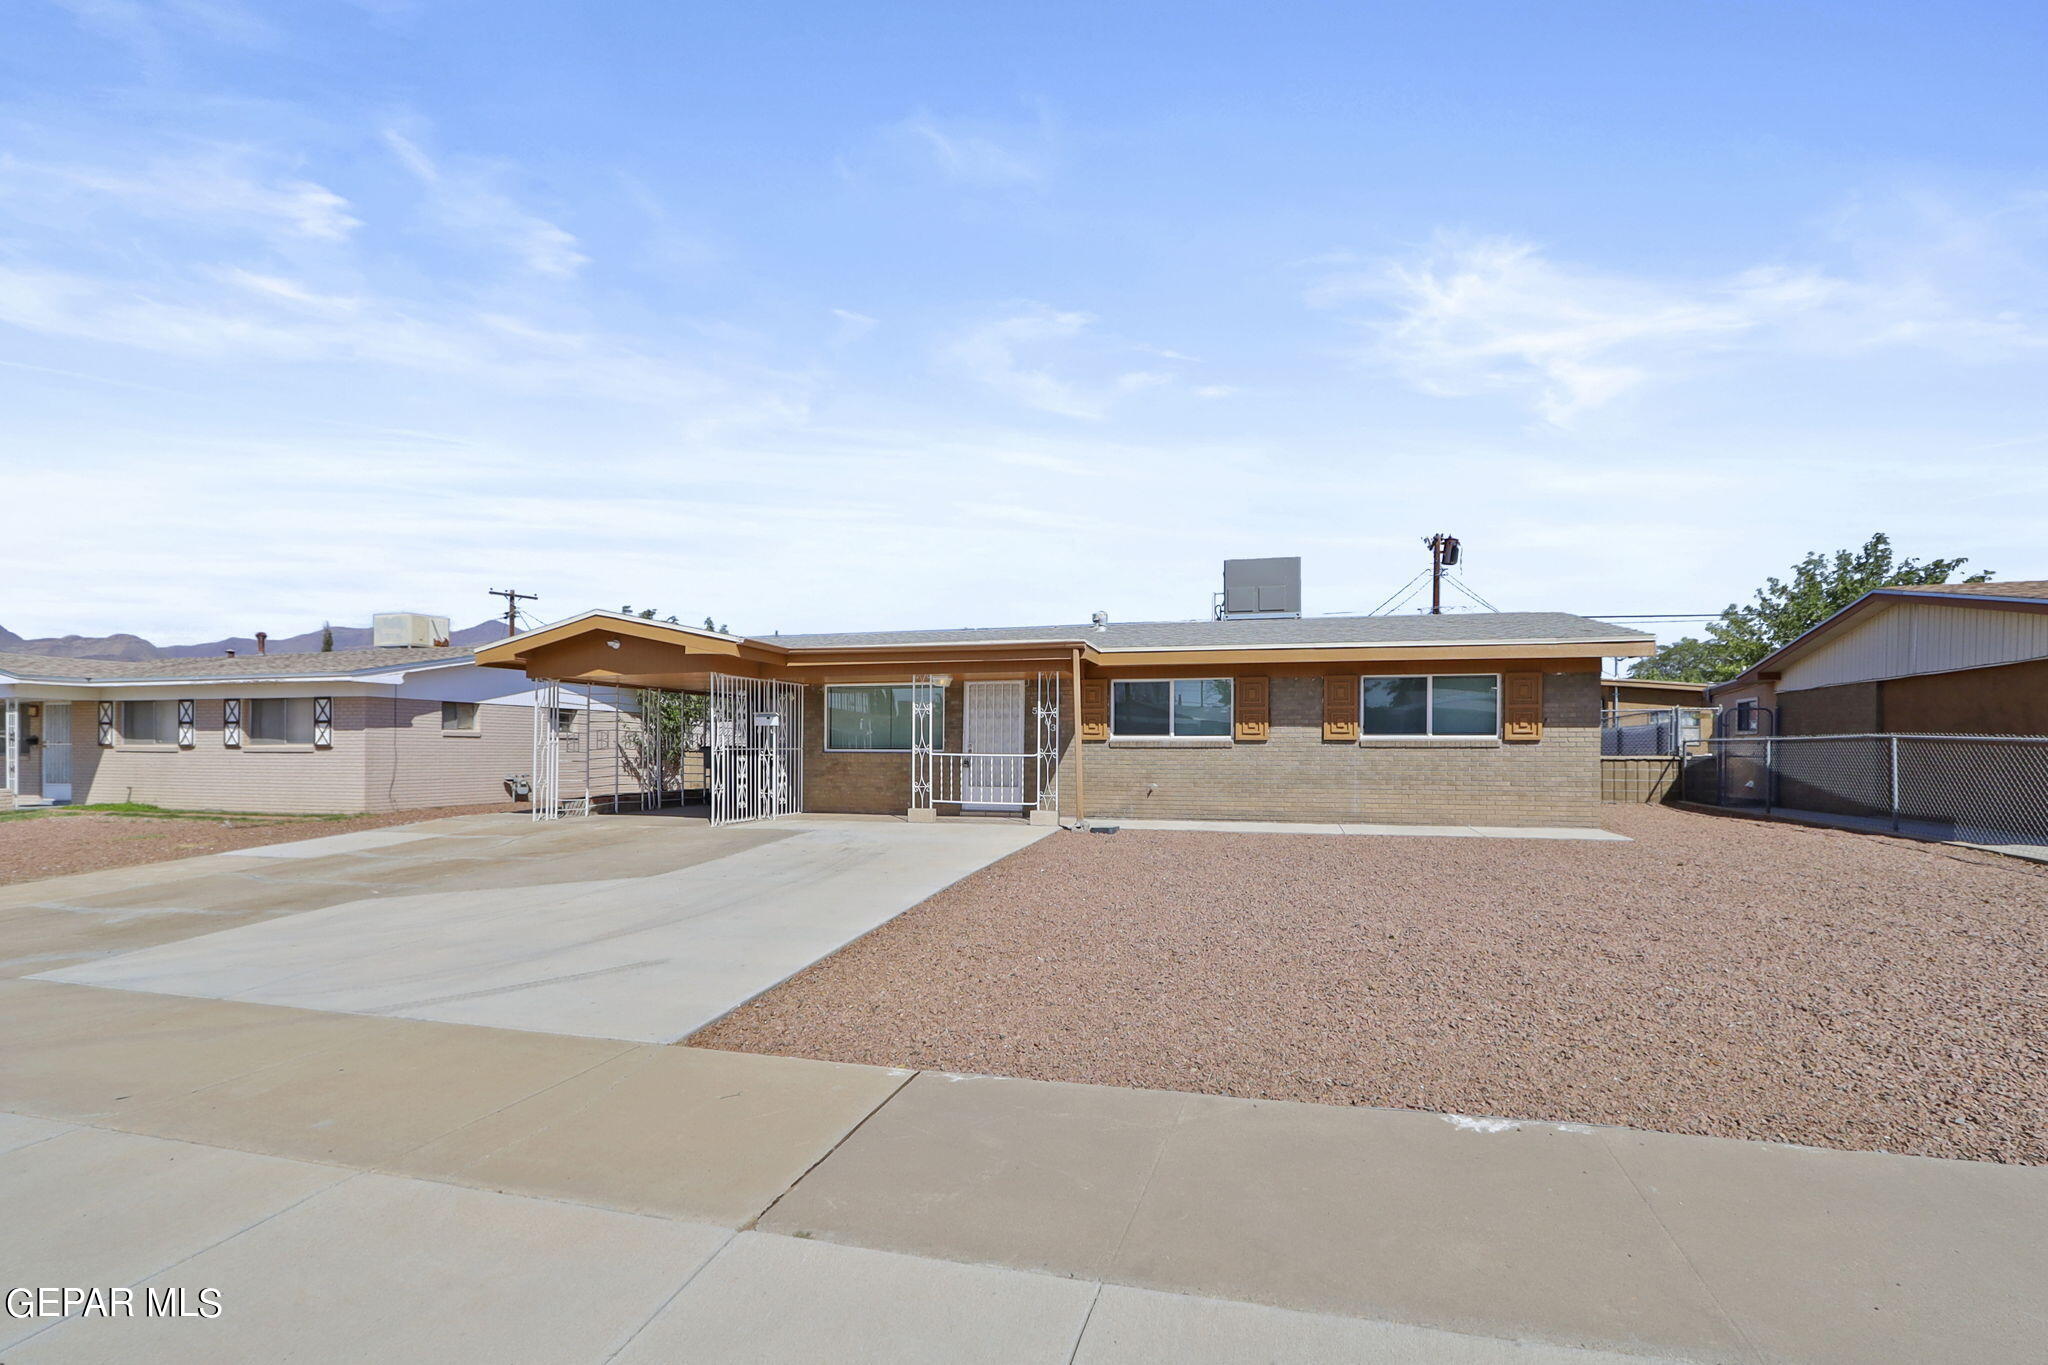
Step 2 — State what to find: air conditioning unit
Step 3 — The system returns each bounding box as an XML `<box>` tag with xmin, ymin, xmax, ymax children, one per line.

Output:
<box><xmin>373</xmin><ymin>612</ymin><xmax>452</xmax><ymax>648</ymax></box>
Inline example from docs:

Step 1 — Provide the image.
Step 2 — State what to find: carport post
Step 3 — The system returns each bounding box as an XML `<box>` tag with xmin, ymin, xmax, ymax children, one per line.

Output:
<box><xmin>1070</xmin><ymin>648</ymin><xmax>1084</xmax><ymax>824</ymax></box>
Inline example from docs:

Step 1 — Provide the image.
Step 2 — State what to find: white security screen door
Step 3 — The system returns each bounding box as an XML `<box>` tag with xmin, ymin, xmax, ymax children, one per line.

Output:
<box><xmin>962</xmin><ymin>681</ymin><xmax>1026</xmax><ymax>807</ymax></box>
<box><xmin>41</xmin><ymin>704</ymin><xmax>71</xmax><ymax>802</ymax></box>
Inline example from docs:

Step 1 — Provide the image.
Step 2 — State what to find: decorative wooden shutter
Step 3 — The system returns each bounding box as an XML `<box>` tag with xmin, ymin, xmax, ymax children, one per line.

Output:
<box><xmin>223</xmin><ymin>699</ymin><xmax>241</xmax><ymax>748</ymax></box>
<box><xmin>1322</xmin><ymin>676</ymin><xmax>1358</xmax><ymax>741</ymax></box>
<box><xmin>1079</xmin><ymin>680</ymin><xmax>1109</xmax><ymax>742</ymax></box>
<box><xmin>98</xmin><ymin>701</ymin><xmax>115</xmax><ymax>746</ymax></box>
<box><xmin>1233</xmin><ymin>677</ymin><xmax>1269</xmax><ymax>742</ymax></box>
<box><xmin>176</xmin><ymin>699</ymin><xmax>196</xmax><ymax>748</ymax></box>
<box><xmin>313</xmin><ymin>697</ymin><xmax>333</xmax><ymax>748</ymax></box>
<box><xmin>1503</xmin><ymin>672</ymin><xmax>1543</xmax><ymax>741</ymax></box>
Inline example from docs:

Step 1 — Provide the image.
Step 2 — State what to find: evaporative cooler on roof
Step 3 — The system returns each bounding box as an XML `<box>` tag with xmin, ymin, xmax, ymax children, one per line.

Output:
<box><xmin>1220</xmin><ymin>557</ymin><xmax>1302</xmax><ymax>618</ymax></box>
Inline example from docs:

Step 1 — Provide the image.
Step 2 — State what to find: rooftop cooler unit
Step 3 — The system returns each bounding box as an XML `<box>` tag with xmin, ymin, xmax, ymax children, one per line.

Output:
<box><xmin>1216</xmin><ymin>557</ymin><xmax>1302</xmax><ymax>619</ymax></box>
<box><xmin>373</xmin><ymin>612</ymin><xmax>452</xmax><ymax>648</ymax></box>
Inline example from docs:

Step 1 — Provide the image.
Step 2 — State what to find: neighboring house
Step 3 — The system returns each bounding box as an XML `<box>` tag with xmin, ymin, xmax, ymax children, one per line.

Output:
<box><xmin>479</xmin><ymin>591</ymin><xmax>1655</xmax><ymax>828</ymax></box>
<box><xmin>0</xmin><ymin>645</ymin><xmax>573</xmax><ymax>813</ymax></box>
<box><xmin>1601</xmin><ymin>677</ymin><xmax>1710</xmax><ymax>710</ymax></box>
<box><xmin>1707</xmin><ymin>580</ymin><xmax>2048</xmax><ymax>737</ymax></box>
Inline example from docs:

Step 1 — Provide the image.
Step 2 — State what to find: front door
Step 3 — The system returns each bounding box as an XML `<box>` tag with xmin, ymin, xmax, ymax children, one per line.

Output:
<box><xmin>962</xmin><ymin>681</ymin><xmax>1026</xmax><ymax>807</ymax></box>
<box><xmin>41</xmin><ymin>703</ymin><xmax>71</xmax><ymax>802</ymax></box>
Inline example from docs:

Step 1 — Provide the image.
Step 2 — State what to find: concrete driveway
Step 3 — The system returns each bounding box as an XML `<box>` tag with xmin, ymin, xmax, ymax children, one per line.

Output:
<box><xmin>20</xmin><ymin>811</ymin><xmax>1049</xmax><ymax>1043</ymax></box>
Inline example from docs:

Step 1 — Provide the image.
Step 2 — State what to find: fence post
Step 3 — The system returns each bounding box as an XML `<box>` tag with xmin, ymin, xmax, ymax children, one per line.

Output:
<box><xmin>1889</xmin><ymin>735</ymin><xmax>1901</xmax><ymax>831</ymax></box>
<box><xmin>1763</xmin><ymin>737</ymin><xmax>1774</xmax><ymax>815</ymax></box>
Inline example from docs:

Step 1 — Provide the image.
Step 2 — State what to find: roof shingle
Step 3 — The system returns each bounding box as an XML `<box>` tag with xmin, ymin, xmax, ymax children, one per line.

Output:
<box><xmin>0</xmin><ymin>645</ymin><xmax>473</xmax><ymax>684</ymax></box>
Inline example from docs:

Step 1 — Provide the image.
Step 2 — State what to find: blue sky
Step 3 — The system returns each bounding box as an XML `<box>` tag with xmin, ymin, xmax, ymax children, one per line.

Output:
<box><xmin>6</xmin><ymin>1</ymin><xmax>2044</xmax><ymax>644</ymax></box>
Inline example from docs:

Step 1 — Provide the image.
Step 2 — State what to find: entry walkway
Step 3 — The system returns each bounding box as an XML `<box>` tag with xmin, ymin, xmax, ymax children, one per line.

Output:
<box><xmin>25</xmin><ymin>812</ymin><xmax>1049</xmax><ymax>1042</ymax></box>
<box><xmin>1</xmin><ymin>978</ymin><xmax>2041</xmax><ymax>1363</ymax></box>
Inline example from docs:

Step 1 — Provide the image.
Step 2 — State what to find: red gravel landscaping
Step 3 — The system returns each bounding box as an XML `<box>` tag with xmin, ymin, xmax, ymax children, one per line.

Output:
<box><xmin>694</xmin><ymin>805</ymin><xmax>2048</xmax><ymax>1164</ymax></box>
<box><xmin>0</xmin><ymin>803</ymin><xmax>521</xmax><ymax>885</ymax></box>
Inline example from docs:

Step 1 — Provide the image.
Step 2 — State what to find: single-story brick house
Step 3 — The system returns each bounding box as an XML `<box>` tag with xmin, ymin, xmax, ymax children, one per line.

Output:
<box><xmin>1707</xmin><ymin>579</ymin><xmax>2048</xmax><ymax>737</ymax></box>
<box><xmin>0</xmin><ymin>645</ymin><xmax>594</xmax><ymax>813</ymax></box>
<box><xmin>479</xmin><ymin>603</ymin><xmax>1655</xmax><ymax>828</ymax></box>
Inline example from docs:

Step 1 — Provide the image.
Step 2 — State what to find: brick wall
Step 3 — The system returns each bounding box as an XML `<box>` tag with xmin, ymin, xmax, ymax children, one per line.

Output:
<box><xmin>1062</xmin><ymin>672</ymin><xmax>1601</xmax><ymax>827</ymax></box>
<box><xmin>359</xmin><ymin>696</ymin><xmax>531</xmax><ymax>812</ymax></box>
<box><xmin>74</xmin><ymin>697</ymin><xmax>367</xmax><ymax>814</ymax></box>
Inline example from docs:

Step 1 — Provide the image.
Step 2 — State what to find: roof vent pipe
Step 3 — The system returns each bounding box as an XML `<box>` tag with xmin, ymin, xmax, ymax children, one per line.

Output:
<box><xmin>255</xmin><ymin>631</ymin><xmax>267</xmax><ymax>655</ymax></box>
<box><xmin>1091</xmin><ymin>611</ymin><xmax>1108</xmax><ymax>631</ymax></box>
<box><xmin>224</xmin><ymin>649</ymin><xmax>236</xmax><ymax>657</ymax></box>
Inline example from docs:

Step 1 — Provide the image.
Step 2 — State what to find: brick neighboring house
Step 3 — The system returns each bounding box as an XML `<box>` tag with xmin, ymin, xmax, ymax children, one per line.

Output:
<box><xmin>1706</xmin><ymin>580</ymin><xmax>2048</xmax><ymax>737</ymax></box>
<box><xmin>480</xmin><ymin>593</ymin><xmax>1655</xmax><ymax>829</ymax></box>
<box><xmin>0</xmin><ymin>646</ymin><xmax>570</xmax><ymax>814</ymax></box>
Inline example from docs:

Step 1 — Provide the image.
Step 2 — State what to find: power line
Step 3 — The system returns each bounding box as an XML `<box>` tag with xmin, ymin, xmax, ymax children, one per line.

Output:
<box><xmin>489</xmin><ymin>587</ymin><xmax>538</xmax><ymax>638</ymax></box>
<box><xmin>1445</xmin><ymin>573</ymin><xmax>1499</xmax><ymax>612</ymax></box>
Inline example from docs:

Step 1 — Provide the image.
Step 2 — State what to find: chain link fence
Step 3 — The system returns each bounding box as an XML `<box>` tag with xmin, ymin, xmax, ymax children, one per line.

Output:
<box><xmin>1601</xmin><ymin>705</ymin><xmax>1716</xmax><ymax>757</ymax></box>
<box><xmin>1697</xmin><ymin>734</ymin><xmax>2048</xmax><ymax>850</ymax></box>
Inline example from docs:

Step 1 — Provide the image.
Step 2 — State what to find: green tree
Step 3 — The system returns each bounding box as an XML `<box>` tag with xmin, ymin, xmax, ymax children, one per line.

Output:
<box><xmin>1633</xmin><ymin>533</ymin><xmax>1990</xmax><ymax>682</ymax></box>
<box><xmin>319</xmin><ymin>621</ymin><xmax>334</xmax><ymax>653</ymax></box>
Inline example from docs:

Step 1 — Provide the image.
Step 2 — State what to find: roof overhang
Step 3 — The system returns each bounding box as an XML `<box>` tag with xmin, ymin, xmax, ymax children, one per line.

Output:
<box><xmin>1715</xmin><ymin>587</ymin><xmax>2048</xmax><ymax>691</ymax></box>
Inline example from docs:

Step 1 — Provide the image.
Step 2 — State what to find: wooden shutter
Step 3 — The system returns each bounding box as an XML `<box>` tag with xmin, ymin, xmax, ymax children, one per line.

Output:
<box><xmin>223</xmin><ymin>699</ymin><xmax>241</xmax><ymax>748</ymax></box>
<box><xmin>98</xmin><ymin>701</ymin><xmax>114</xmax><ymax>747</ymax></box>
<box><xmin>1321</xmin><ymin>676</ymin><xmax>1358</xmax><ymax>742</ymax></box>
<box><xmin>1233</xmin><ymin>677</ymin><xmax>1269</xmax><ymax>742</ymax></box>
<box><xmin>313</xmin><ymin>697</ymin><xmax>333</xmax><ymax>748</ymax></box>
<box><xmin>1079</xmin><ymin>680</ymin><xmax>1109</xmax><ymax>742</ymax></box>
<box><xmin>176</xmin><ymin>699</ymin><xmax>196</xmax><ymax>748</ymax></box>
<box><xmin>1503</xmin><ymin>672</ymin><xmax>1543</xmax><ymax>741</ymax></box>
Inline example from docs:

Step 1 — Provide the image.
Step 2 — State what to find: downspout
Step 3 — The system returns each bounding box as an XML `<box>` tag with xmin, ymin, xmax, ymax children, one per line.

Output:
<box><xmin>1070</xmin><ymin>647</ymin><xmax>1085</xmax><ymax>826</ymax></box>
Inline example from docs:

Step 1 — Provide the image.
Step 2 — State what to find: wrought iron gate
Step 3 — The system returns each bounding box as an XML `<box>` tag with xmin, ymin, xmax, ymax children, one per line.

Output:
<box><xmin>707</xmin><ymin>675</ymin><xmax>803</xmax><ymax>825</ymax></box>
<box><xmin>529</xmin><ymin>682</ymin><xmax>562</xmax><ymax>821</ymax></box>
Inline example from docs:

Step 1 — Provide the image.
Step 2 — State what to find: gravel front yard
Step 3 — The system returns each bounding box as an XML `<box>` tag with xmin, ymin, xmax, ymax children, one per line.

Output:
<box><xmin>0</xmin><ymin>803</ymin><xmax>521</xmax><ymax>885</ymax></box>
<box><xmin>696</xmin><ymin>806</ymin><xmax>2048</xmax><ymax>1164</ymax></box>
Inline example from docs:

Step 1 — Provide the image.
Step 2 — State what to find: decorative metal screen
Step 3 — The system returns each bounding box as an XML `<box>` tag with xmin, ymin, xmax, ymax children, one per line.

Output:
<box><xmin>3</xmin><ymin>699</ymin><xmax>15</xmax><ymax>797</ymax></box>
<box><xmin>223</xmin><ymin>698</ymin><xmax>241</xmax><ymax>747</ymax></box>
<box><xmin>177</xmin><ymin>699</ymin><xmax>196</xmax><ymax>748</ymax></box>
<box><xmin>707</xmin><ymin>674</ymin><xmax>803</xmax><ymax>826</ymax></box>
<box><xmin>312</xmin><ymin>697</ymin><xmax>332</xmax><ymax>747</ymax></box>
<box><xmin>530</xmin><ymin>682</ymin><xmax>561</xmax><ymax>821</ymax></box>
<box><xmin>98</xmin><ymin>701</ymin><xmax>114</xmax><ymax>747</ymax></box>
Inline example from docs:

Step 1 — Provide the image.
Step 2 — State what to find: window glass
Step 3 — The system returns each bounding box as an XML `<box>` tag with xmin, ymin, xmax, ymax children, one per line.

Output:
<box><xmin>121</xmin><ymin>700</ymin><xmax>171</xmax><ymax>743</ymax></box>
<box><xmin>1431</xmin><ymin>676</ymin><xmax>1499</xmax><ymax>735</ymax></box>
<box><xmin>554</xmin><ymin>708</ymin><xmax>578</xmax><ymax>734</ymax></box>
<box><xmin>442</xmin><ymin>702</ymin><xmax>479</xmax><ymax>731</ymax></box>
<box><xmin>248</xmin><ymin>698</ymin><xmax>315</xmax><ymax>744</ymax></box>
<box><xmin>1110</xmin><ymin>681</ymin><xmax>1171</xmax><ymax>735</ymax></box>
<box><xmin>825</xmin><ymin>685</ymin><xmax>939</xmax><ymax>750</ymax></box>
<box><xmin>1172</xmin><ymin>679</ymin><xmax>1233</xmax><ymax>736</ymax></box>
<box><xmin>1359</xmin><ymin>677</ymin><xmax>1428</xmax><ymax>735</ymax></box>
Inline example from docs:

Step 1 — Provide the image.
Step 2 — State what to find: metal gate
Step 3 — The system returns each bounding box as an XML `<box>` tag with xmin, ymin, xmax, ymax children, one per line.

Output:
<box><xmin>707</xmin><ymin>675</ymin><xmax>803</xmax><ymax>825</ymax></box>
<box><xmin>530</xmin><ymin>682</ymin><xmax>562</xmax><ymax>821</ymax></box>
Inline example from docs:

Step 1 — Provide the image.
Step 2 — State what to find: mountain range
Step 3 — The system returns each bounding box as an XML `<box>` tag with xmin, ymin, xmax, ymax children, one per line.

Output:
<box><xmin>0</xmin><ymin>619</ymin><xmax>507</xmax><ymax>662</ymax></box>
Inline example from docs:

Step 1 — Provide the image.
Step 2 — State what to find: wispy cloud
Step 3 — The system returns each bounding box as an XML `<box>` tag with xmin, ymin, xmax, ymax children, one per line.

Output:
<box><xmin>898</xmin><ymin>112</ymin><xmax>1047</xmax><ymax>187</ymax></box>
<box><xmin>1314</xmin><ymin>235</ymin><xmax>1835</xmax><ymax>423</ymax></box>
<box><xmin>1319</xmin><ymin>200</ymin><xmax>2048</xmax><ymax>424</ymax></box>
<box><xmin>0</xmin><ymin>149</ymin><xmax>359</xmax><ymax>241</ymax></box>
<box><xmin>939</xmin><ymin>304</ymin><xmax>1191</xmax><ymax>419</ymax></box>
<box><xmin>382</xmin><ymin>128</ymin><xmax>587</xmax><ymax>277</ymax></box>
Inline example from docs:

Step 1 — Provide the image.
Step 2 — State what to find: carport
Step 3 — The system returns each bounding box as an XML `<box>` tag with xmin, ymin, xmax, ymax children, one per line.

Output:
<box><xmin>476</xmin><ymin>612</ymin><xmax>1071</xmax><ymax>828</ymax></box>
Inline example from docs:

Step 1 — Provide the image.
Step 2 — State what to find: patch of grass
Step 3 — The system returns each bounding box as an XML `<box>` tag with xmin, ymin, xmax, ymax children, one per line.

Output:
<box><xmin>42</xmin><ymin>802</ymin><xmax>355</xmax><ymax>823</ymax></box>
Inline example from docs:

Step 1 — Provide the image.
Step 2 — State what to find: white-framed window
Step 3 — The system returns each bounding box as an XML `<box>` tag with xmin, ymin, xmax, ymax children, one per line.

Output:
<box><xmin>119</xmin><ymin>700</ymin><xmax>177</xmax><ymax>745</ymax></box>
<box><xmin>246</xmin><ymin>697</ymin><xmax>317</xmax><ymax>745</ymax></box>
<box><xmin>441</xmin><ymin>701</ymin><xmax>480</xmax><ymax>732</ymax></box>
<box><xmin>825</xmin><ymin>684</ymin><xmax>941</xmax><ymax>751</ymax></box>
<box><xmin>1359</xmin><ymin>675</ymin><xmax>1499</xmax><ymax>737</ymax></box>
<box><xmin>1110</xmin><ymin>678</ymin><xmax>1233</xmax><ymax>738</ymax></box>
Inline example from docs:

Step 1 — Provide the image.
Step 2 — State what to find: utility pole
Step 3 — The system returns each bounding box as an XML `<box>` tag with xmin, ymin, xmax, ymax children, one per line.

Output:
<box><xmin>1423</xmin><ymin>534</ymin><xmax>1461</xmax><ymax>615</ymax></box>
<box><xmin>489</xmin><ymin>588</ymin><xmax>538</xmax><ymax>637</ymax></box>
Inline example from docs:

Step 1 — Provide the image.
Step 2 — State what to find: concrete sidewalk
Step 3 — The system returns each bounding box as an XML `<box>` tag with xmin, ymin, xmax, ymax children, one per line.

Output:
<box><xmin>2</xmin><ymin>979</ymin><xmax>2041</xmax><ymax>1363</ymax></box>
<box><xmin>23</xmin><ymin>813</ymin><xmax>1049</xmax><ymax>1042</ymax></box>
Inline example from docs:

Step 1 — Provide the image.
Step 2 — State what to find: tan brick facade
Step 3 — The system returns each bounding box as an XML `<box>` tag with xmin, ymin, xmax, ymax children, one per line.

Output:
<box><xmin>1058</xmin><ymin>672</ymin><xmax>1600</xmax><ymax>827</ymax></box>
<box><xmin>789</xmin><ymin>671</ymin><xmax>1600</xmax><ymax>827</ymax></box>
<box><xmin>65</xmin><ymin>696</ymin><xmax>530</xmax><ymax>814</ymax></box>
